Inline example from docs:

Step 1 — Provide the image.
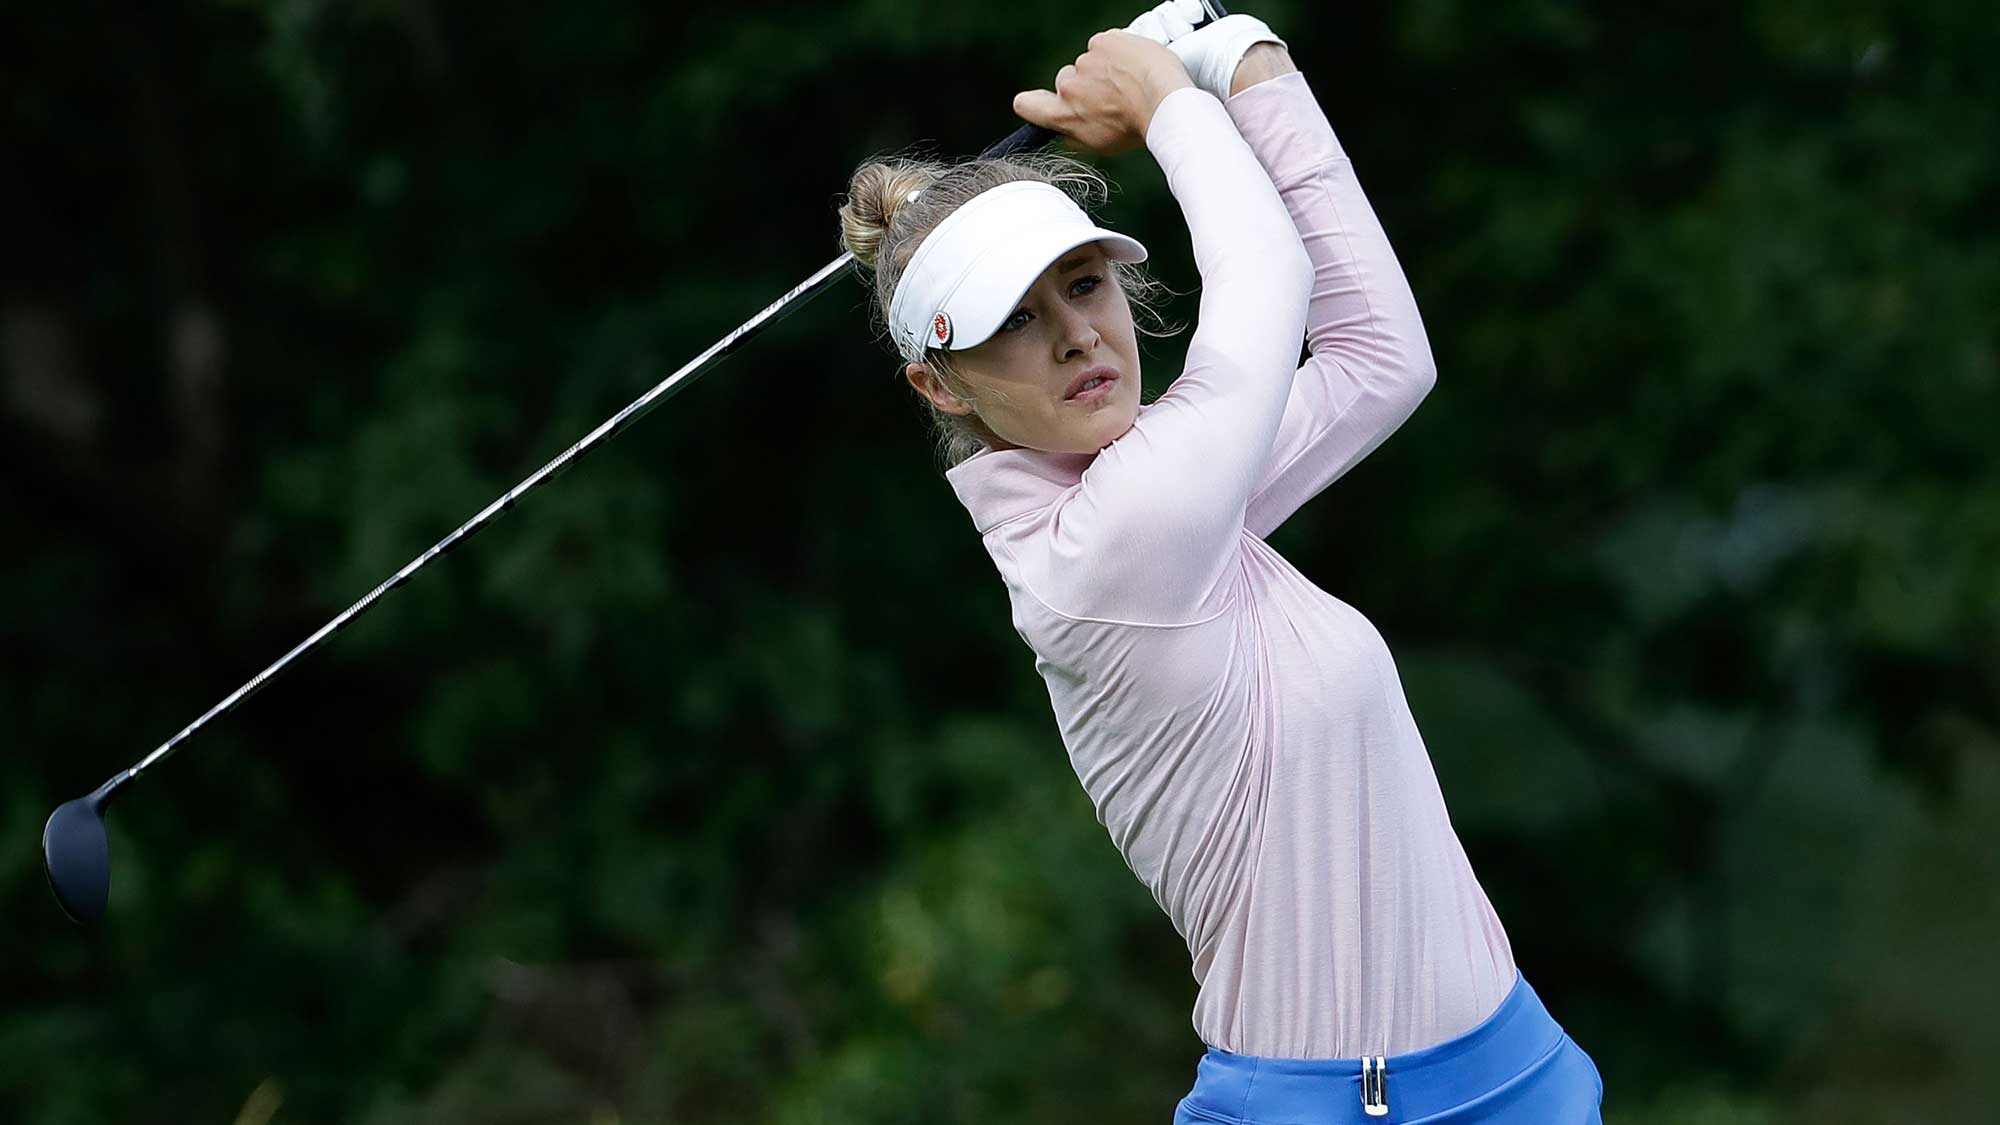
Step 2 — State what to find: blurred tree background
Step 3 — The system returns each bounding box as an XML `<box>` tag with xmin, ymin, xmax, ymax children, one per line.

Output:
<box><xmin>4</xmin><ymin>0</ymin><xmax>1995</xmax><ymax>1121</ymax></box>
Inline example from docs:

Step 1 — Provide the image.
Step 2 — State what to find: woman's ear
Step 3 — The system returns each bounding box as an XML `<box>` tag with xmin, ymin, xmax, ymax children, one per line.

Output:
<box><xmin>906</xmin><ymin>362</ymin><xmax>975</xmax><ymax>416</ymax></box>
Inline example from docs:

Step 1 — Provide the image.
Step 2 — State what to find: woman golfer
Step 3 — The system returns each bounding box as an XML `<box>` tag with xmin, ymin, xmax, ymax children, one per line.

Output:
<box><xmin>837</xmin><ymin>7</ymin><xmax>1605</xmax><ymax>1122</ymax></box>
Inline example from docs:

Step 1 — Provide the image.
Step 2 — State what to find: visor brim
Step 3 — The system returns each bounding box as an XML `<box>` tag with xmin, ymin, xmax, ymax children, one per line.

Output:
<box><xmin>938</xmin><ymin>226</ymin><xmax>1148</xmax><ymax>352</ymax></box>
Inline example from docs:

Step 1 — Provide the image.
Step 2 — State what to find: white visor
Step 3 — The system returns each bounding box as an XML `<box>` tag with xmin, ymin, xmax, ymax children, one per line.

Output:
<box><xmin>886</xmin><ymin>181</ymin><xmax>1148</xmax><ymax>364</ymax></box>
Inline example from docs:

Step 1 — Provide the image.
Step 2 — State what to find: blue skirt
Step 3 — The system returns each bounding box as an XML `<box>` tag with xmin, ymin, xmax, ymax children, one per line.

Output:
<box><xmin>1173</xmin><ymin>971</ymin><xmax>1604</xmax><ymax>1124</ymax></box>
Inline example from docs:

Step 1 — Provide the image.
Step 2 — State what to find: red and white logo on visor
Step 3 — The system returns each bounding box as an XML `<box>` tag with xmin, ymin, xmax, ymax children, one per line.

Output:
<box><xmin>932</xmin><ymin>312</ymin><xmax>952</xmax><ymax>346</ymax></box>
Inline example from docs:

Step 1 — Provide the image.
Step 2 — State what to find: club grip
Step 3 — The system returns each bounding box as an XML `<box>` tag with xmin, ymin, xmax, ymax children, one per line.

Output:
<box><xmin>979</xmin><ymin>1</ymin><xmax>1231</xmax><ymax>161</ymax></box>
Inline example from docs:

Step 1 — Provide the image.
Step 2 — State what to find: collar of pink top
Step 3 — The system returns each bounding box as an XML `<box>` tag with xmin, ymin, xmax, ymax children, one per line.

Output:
<box><xmin>943</xmin><ymin>445</ymin><xmax>1096</xmax><ymax>534</ymax></box>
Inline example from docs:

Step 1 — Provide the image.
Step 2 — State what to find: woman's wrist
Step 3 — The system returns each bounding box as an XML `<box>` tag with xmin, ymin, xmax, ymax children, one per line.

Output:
<box><xmin>1139</xmin><ymin>66</ymin><xmax>1197</xmax><ymax>133</ymax></box>
<box><xmin>1229</xmin><ymin>43</ymin><xmax>1296</xmax><ymax>98</ymax></box>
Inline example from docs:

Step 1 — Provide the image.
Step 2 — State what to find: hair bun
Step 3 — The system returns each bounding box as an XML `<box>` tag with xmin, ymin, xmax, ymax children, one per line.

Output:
<box><xmin>838</xmin><ymin>160</ymin><xmax>934</xmax><ymax>271</ymax></box>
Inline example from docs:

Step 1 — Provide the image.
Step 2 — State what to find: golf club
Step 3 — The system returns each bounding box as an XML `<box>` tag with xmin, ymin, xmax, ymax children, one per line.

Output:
<box><xmin>42</xmin><ymin>3</ymin><xmax>1231</xmax><ymax>926</ymax></box>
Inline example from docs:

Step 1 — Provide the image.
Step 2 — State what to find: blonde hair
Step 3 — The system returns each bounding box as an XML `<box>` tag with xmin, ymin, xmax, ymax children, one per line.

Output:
<box><xmin>836</xmin><ymin>148</ymin><xmax>1183</xmax><ymax>469</ymax></box>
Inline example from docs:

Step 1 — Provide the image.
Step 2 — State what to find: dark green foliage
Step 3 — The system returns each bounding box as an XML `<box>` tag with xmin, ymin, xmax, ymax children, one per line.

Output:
<box><xmin>3</xmin><ymin>1</ymin><xmax>1993</xmax><ymax>1121</ymax></box>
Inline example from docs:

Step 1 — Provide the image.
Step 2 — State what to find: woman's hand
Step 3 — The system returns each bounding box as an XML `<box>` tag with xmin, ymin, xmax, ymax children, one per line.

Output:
<box><xmin>1012</xmin><ymin>29</ymin><xmax>1195</xmax><ymax>156</ymax></box>
<box><xmin>1122</xmin><ymin>6</ymin><xmax>1296</xmax><ymax>101</ymax></box>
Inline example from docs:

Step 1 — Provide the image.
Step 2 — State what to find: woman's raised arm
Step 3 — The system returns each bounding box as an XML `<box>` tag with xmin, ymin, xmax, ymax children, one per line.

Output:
<box><xmin>1225</xmin><ymin>67</ymin><xmax>1440</xmax><ymax>540</ymax></box>
<box><xmin>1043</xmin><ymin>83</ymin><xmax>1315</xmax><ymax>625</ymax></box>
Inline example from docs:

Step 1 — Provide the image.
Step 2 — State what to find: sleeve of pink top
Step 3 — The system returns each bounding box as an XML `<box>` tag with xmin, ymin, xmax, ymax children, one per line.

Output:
<box><xmin>1221</xmin><ymin>70</ymin><xmax>1439</xmax><ymax>541</ymax></box>
<box><xmin>1043</xmin><ymin>84</ymin><xmax>1314</xmax><ymax>626</ymax></box>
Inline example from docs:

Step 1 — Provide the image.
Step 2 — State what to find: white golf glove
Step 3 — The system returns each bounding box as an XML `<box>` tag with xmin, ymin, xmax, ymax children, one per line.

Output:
<box><xmin>1124</xmin><ymin>2</ymin><xmax>1289</xmax><ymax>102</ymax></box>
<box><xmin>1123</xmin><ymin>0</ymin><xmax>1207</xmax><ymax>44</ymax></box>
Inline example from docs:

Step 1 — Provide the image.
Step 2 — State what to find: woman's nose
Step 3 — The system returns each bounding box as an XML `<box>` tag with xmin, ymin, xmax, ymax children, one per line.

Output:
<box><xmin>1053</xmin><ymin>307</ymin><xmax>1100</xmax><ymax>358</ymax></box>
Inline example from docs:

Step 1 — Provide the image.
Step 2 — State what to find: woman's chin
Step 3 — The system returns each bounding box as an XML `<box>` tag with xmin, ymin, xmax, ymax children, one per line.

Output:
<box><xmin>1089</xmin><ymin>415</ymin><xmax>1139</xmax><ymax>452</ymax></box>
<box><xmin>1010</xmin><ymin>407</ymin><xmax>1138</xmax><ymax>455</ymax></box>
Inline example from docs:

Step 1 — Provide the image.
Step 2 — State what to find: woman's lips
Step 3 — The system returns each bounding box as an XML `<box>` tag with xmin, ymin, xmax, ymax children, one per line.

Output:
<box><xmin>1070</xmin><ymin>376</ymin><xmax>1116</xmax><ymax>402</ymax></box>
<box><xmin>1066</xmin><ymin>366</ymin><xmax>1120</xmax><ymax>401</ymax></box>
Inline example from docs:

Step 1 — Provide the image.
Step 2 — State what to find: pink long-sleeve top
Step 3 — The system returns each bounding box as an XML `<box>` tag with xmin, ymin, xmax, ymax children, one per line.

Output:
<box><xmin>941</xmin><ymin>72</ymin><xmax>1516</xmax><ymax>1058</ymax></box>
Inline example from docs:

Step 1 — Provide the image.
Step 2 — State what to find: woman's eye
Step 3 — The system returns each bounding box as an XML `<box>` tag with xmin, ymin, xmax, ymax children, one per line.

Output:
<box><xmin>1002</xmin><ymin>276</ymin><xmax>1104</xmax><ymax>333</ymax></box>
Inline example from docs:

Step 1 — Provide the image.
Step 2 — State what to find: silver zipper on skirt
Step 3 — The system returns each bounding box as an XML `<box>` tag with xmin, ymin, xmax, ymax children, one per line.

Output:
<box><xmin>1361</xmin><ymin>1054</ymin><xmax>1389</xmax><ymax>1116</ymax></box>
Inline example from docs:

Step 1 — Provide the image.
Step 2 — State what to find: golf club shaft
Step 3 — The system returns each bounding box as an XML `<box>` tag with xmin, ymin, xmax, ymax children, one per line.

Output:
<box><xmin>130</xmin><ymin>250</ymin><xmax>855</xmax><ymax>780</ymax></box>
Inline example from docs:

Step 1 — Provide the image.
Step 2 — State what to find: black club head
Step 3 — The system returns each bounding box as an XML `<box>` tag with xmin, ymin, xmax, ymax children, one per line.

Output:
<box><xmin>44</xmin><ymin>774</ymin><xmax>131</xmax><ymax>926</ymax></box>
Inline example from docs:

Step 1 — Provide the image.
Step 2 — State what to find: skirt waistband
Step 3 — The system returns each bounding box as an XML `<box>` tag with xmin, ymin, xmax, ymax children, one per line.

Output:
<box><xmin>1184</xmin><ymin>970</ymin><xmax>1571</xmax><ymax>1122</ymax></box>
